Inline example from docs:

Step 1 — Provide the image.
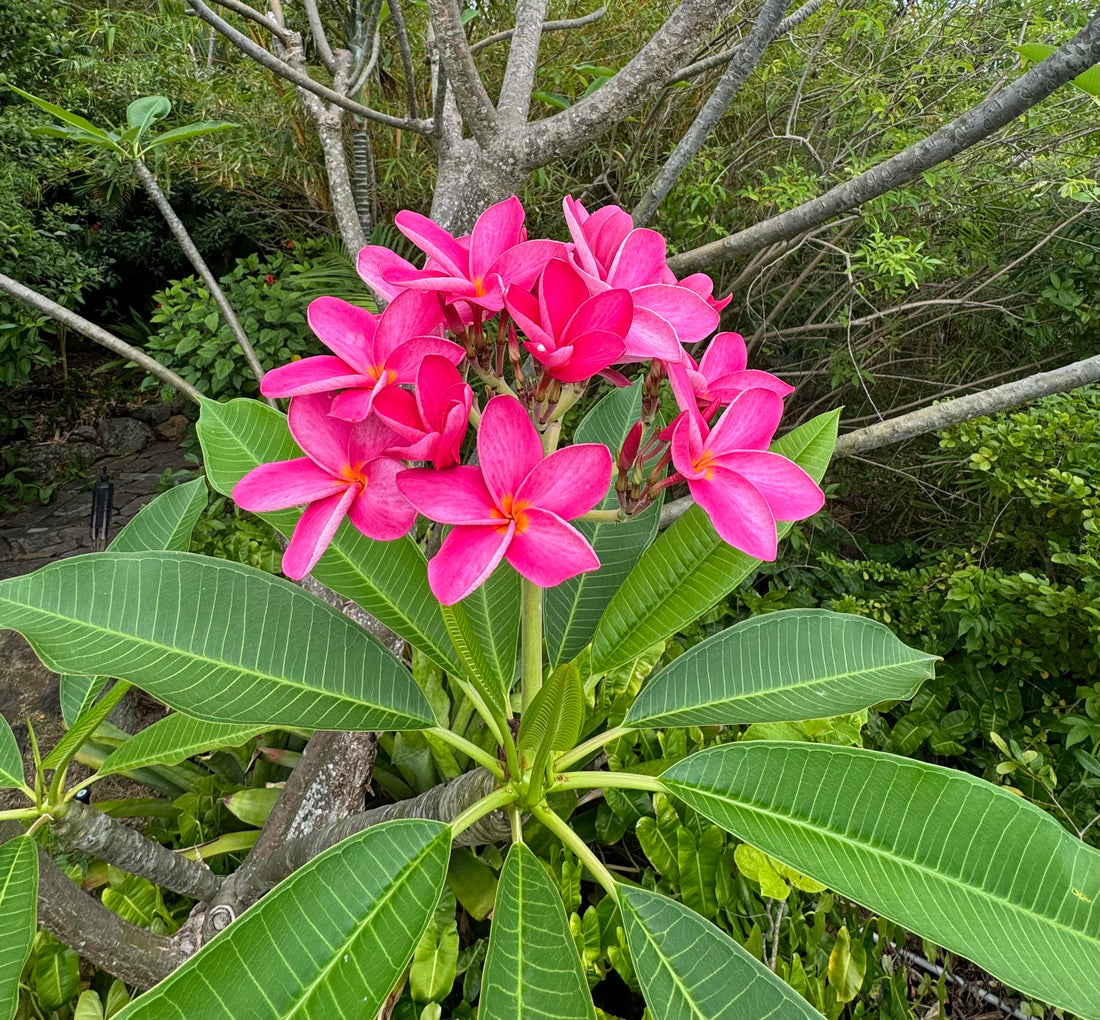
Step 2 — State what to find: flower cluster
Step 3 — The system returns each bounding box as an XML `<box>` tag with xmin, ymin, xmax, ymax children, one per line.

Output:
<box><xmin>234</xmin><ymin>195</ymin><xmax>823</xmax><ymax>603</ymax></box>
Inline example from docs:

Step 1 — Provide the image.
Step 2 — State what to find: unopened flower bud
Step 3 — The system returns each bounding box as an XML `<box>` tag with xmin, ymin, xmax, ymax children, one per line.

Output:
<box><xmin>618</xmin><ymin>422</ymin><xmax>643</xmax><ymax>472</ymax></box>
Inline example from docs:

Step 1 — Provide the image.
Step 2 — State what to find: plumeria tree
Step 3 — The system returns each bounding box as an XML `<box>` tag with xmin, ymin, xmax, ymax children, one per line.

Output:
<box><xmin>0</xmin><ymin>196</ymin><xmax>1096</xmax><ymax>1019</ymax></box>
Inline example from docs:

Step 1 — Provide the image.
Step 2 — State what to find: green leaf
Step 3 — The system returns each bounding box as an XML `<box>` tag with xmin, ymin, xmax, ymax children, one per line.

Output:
<box><xmin>142</xmin><ymin>120</ymin><xmax>237</xmax><ymax>151</ymax></box>
<box><xmin>7</xmin><ymin>85</ymin><xmax>121</xmax><ymax>150</ymax></box>
<box><xmin>1016</xmin><ymin>43</ymin><xmax>1100</xmax><ymax>98</ymax></box>
<box><xmin>591</xmin><ymin>409</ymin><xmax>839</xmax><ymax>671</ymax></box>
<box><xmin>29</xmin><ymin>123</ymin><xmax>120</xmax><ymax>147</ymax></box>
<box><xmin>625</xmin><ymin>608</ymin><xmax>938</xmax><ymax>728</ymax></box>
<box><xmin>827</xmin><ymin>925</ymin><xmax>866</xmax><ymax>1003</ymax></box>
<box><xmin>74</xmin><ymin>990</ymin><xmax>105</xmax><ymax>1020</ymax></box>
<box><xmin>35</xmin><ymin>939</ymin><xmax>80</xmax><ymax>1012</ymax></box>
<box><xmin>98</xmin><ymin>714</ymin><xmax>265</xmax><ymax>777</ymax></box>
<box><xmin>0</xmin><ymin>837</ymin><xmax>38</xmax><ymax>1020</ymax></box>
<box><xmin>545</xmin><ymin>381</ymin><xmax>661</xmax><ymax>665</ymax></box>
<box><xmin>457</xmin><ymin>563</ymin><xmax>519</xmax><ymax>697</ymax></box>
<box><xmin>662</xmin><ymin>742</ymin><xmax>1100</xmax><ymax>1018</ymax></box>
<box><xmin>125</xmin><ymin>96</ymin><xmax>171</xmax><ymax>136</ymax></box>
<box><xmin>447</xmin><ymin>848</ymin><xmax>497</xmax><ymax>921</ymax></box>
<box><xmin>619</xmin><ymin>885</ymin><xmax>826</xmax><ymax>1019</ymax></box>
<box><xmin>532</xmin><ymin>90</ymin><xmax>571</xmax><ymax>109</ymax></box>
<box><xmin>59</xmin><ymin>675</ymin><xmax>110</xmax><ymax>728</ymax></box>
<box><xmin>518</xmin><ymin>663</ymin><xmax>584</xmax><ymax>780</ymax></box>
<box><xmin>114</xmin><ymin>819</ymin><xmax>451</xmax><ymax>1020</ymax></box>
<box><xmin>479</xmin><ymin>843</ymin><xmax>596</xmax><ymax>1020</ymax></box>
<box><xmin>677</xmin><ymin>824</ymin><xmax>723</xmax><ymax>921</ymax></box>
<box><xmin>197</xmin><ymin>397</ymin><xmax>460</xmax><ymax>674</ymax></box>
<box><xmin>224</xmin><ymin>786</ymin><xmax>281</xmax><ymax>827</ymax></box>
<box><xmin>410</xmin><ymin>890</ymin><xmax>459</xmax><ymax>1003</ymax></box>
<box><xmin>41</xmin><ymin>679</ymin><xmax>131</xmax><ymax>770</ymax></box>
<box><xmin>0</xmin><ymin>552</ymin><xmax>434</xmax><ymax>731</ymax></box>
<box><xmin>110</xmin><ymin>478</ymin><xmax>207</xmax><ymax>553</ymax></box>
<box><xmin>0</xmin><ymin>714</ymin><xmax>23</xmax><ymax>789</ymax></box>
<box><xmin>439</xmin><ymin>602</ymin><xmax>509</xmax><ymax>716</ymax></box>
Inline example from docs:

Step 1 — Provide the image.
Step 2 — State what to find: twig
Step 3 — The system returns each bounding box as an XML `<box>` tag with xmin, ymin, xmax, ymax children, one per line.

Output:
<box><xmin>388</xmin><ymin>0</ymin><xmax>420</xmax><ymax>119</ymax></box>
<box><xmin>470</xmin><ymin>7</ymin><xmax>606</xmax><ymax>55</ymax></box>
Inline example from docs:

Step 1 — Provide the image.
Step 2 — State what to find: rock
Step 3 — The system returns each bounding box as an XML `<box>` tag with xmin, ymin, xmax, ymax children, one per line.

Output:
<box><xmin>12</xmin><ymin>442</ymin><xmax>103</xmax><ymax>485</ymax></box>
<box><xmin>130</xmin><ymin>402</ymin><xmax>174</xmax><ymax>426</ymax></box>
<box><xmin>69</xmin><ymin>425</ymin><xmax>99</xmax><ymax>442</ymax></box>
<box><xmin>154</xmin><ymin>414</ymin><xmax>191</xmax><ymax>443</ymax></box>
<box><xmin>98</xmin><ymin>418</ymin><xmax>154</xmax><ymax>457</ymax></box>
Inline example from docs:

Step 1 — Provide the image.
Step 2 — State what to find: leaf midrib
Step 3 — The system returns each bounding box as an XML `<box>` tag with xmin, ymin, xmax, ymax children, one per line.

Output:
<box><xmin>625</xmin><ymin>902</ymin><xmax>708</xmax><ymax>1020</ymax></box>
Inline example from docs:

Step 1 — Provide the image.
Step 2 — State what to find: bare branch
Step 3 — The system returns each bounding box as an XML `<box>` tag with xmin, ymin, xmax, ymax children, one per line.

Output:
<box><xmin>388</xmin><ymin>0</ymin><xmax>421</xmax><ymax>119</ymax></box>
<box><xmin>634</xmin><ymin>0</ymin><xmax>794</xmax><ymax>226</ymax></box>
<box><xmin>470</xmin><ymin>7</ymin><xmax>606</xmax><ymax>56</ymax></box>
<box><xmin>0</xmin><ymin>272</ymin><xmax>203</xmax><ymax>402</ymax></box>
<box><xmin>523</xmin><ymin>0</ymin><xmax>728</xmax><ymax>167</ymax></box>
<box><xmin>669</xmin><ymin>14</ymin><xmax>1100</xmax><ymax>273</ymax></box>
<box><xmin>185</xmin><ymin>0</ymin><xmax>432</xmax><ymax>133</ymax></box>
<box><xmin>302</xmin><ymin>0</ymin><xmax>337</xmax><ymax>73</ymax></box>
<box><xmin>425</xmin><ymin>0</ymin><xmax>498</xmax><ymax>146</ymax></box>
<box><xmin>348</xmin><ymin>0</ymin><xmax>384</xmax><ymax>95</ymax></box>
<box><xmin>497</xmin><ymin>0</ymin><xmax>550</xmax><ymax>131</ymax></box>
<box><xmin>209</xmin><ymin>0</ymin><xmax>291</xmax><ymax>41</ymax></box>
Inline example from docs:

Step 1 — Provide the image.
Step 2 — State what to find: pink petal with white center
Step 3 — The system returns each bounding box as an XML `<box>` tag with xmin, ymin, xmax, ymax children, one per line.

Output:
<box><xmin>623</xmin><ymin>305</ymin><xmax>685</xmax><ymax>362</ymax></box>
<box><xmin>469</xmin><ymin>196</ymin><xmax>525</xmax><ymax>280</ymax></box>
<box><xmin>708</xmin><ymin>388</ymin><xmax>785</xmax><ymax>454</ymax></box>
<box><xmin>490</xmin><ymin>240</ymin><xmax>571</xmax><ymax>291</ymax></box>
<box><xmin>688</xmin><ymin>467</ymin><xmax>779</xmax><ymax>561</ymax></box>
<box><xmin>347</xmin><ymin>457</ymin><xmax>417</xmax><ymax>540</ymax></box>
<box><xmin>233</xmin><ymin>458</ymin><xmax>347</xmax><ymax>511</ymax></box>
<box><xmin>505</xmin><ymin>508</ymin><xmax>600</xmax><ymax>587</ymax></box>
<box><xmin>329</xmin><ymin>386</ymin><xmax>377</xmax><ymax>423</ymax></box>
<box><xmin>718</xmin><ymin>451</ymin><xmax>824</xmax><ymax>522</ymax></box>
<box><xmin>383</xmin><ymin>336</ymin><xmax>466</xmax><ymax>382</ymax></box>
<box><xmin>708</xmin><ymin>369</ymin><xmax>795</xmax><ymax>400</ymax></box>
<box><xmin>397</xmin><ymin>466</ymin><xmax>499</xmax><ymax>524</ymax></box>
<box><xmin>288</xmin><ymin>393</ymin><xmax>354</xmax><ymax>474</ymax></box>
<box><xmin>539</xmin><ymin>259</ymin><xmax>590</xmax><ymax>340</ymax></box>
<box><xmin>429</xmin><ymin>523</ymin><xmax>514</xmax><ymax>604</ymax></box>
<box><xmin>307</xmin><ymin>297</ymin><xmax>379</xmax><ymax>373</ymax></box>
<box><xmin>281</xmin><ymin>486</ymin><xmax>358</xmax><ymax>579</ymax></box>
<box><xmin>503</xmin><ymin>286</ymin><xmax>553</xmax><ymax>349</ymax></box>
<box><xmin>477</xmin><ymin>395</ymin><xmax>543</xmax><ymax>505</ymax></box>
<box><xmin>395</xmin><ymin>211</ymin><xmax>469</xmax><ymax>278</ymax></box>
<box><xmin>356</xmin><ymin>245</ymin><xmax>421</xmax><ymax>301</ymax></box>
<box><xmin>698</xmin><ymin>332</ymin><xmax>748</xmax><ymax>377</ymax></box>
<box><xmin>516</xmin><ymin>443</ymin><xmax>611</xmax><ymax>519</ymax></box>
<box><xmin>633</xmin><ymin>284</ymin><xmax>719</xmax><ymax>344</ymax></box>
<box><xmin>260</xmin><ymin>356</ymin><xmax>367</xmax><ymax>398</ymax></box>
<box><xmin>373</xmin><ymin>290</ymin><xmax>445</xmax><ymax>361</ymax></box>
<box><xmin>607</xmin><ymin>229</ymin><xmax>668</xmax><ymax>290</ymax></box>
<box><xmin>543</xmin><ymin>331</ymin><xmax>625</xmax><ymax>383</ymax></box>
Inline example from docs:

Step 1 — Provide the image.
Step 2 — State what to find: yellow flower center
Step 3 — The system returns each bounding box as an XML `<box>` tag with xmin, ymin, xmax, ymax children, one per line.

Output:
<box><xmin>492</xmin><ymin>492</ymin><xmax>531</xmax><ymax>533</ymax></box>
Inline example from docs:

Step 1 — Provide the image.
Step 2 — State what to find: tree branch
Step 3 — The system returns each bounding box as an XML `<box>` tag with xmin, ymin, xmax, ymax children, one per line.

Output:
<box><xmin>388</xmin><ymin>0</ymin><xmax>421</xmax><ymax>119</ymax></box>
<box><xmin>497</xmin><ymin>0</ymin><xmax>550</xmax><ymax>131</ymax></box>
<box><xmin>302</xmin><ymin>0</ymin><xmax>337</xmax><ymax>73</ymax></box>
<box><xmin>470</xmin><ymin>7</ymin><xmax>606</xmax><ymax>56</ymax></box>
<box><xmin>185</xmin><ymin>0</ymin><xmax>432</xmax><ymax>133</ymax></box>
<box><xmin>425</xmin><ymin>0</ymin><xmax>498</xmax><ymax>146</ymax></box>
<box><xmin>668</xmin><ymin>13</ymin><xmax>1100</xmax><ymax>273</ymax></box>
<box><xmin>634</xmin><ymin>0</ymin><xmax>794</xmax><ymax>225</ymax></box>
<box><xmin>0</xmin><ymin>273</ymin><xmax>204</xmax><ymax>401</ymax></box>
<box><xmin>522</xmin><ymin>0</ymin><xmax>728</xmax><ymax>167</ymax></box>
<box><xmin>210</xmin><ymin>0</ymin><xmax>291</xmax><ymax>41</ymax></box>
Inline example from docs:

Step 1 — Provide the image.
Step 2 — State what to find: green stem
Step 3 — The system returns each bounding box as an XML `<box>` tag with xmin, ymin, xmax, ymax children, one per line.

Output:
<box><xmin>471</xmin><ymin>362</ymin><xmax>519</xmax><ymax>400</ymax></box>
<box><xmin>555</xmin><ymin>726</ymin><xmax>632</xmax><ymax>771</ymax></box>
<box><xmin>428</xmin><ymin>727</ymin><xmax>505</xmax><ymax>780</ymax></box>
<box><xmin>450</xmin><ymin>786</ymin><xmax>517</xmax><ymax>840</ymax></box>
<box><xmin>552</xmin><ymin>770</ymin><xmax>668</xmax><ymax>795</ymax></box>
<box><xmin>540</xmin><ymin>418</ymin><xmax>562</xmax><ymax>455</ymax></box>
<box><xmin>577</xmin><ymin>508</ymin><xmax>626</xmax><ymax>523</ymax></box>
<box><xmin>520</xmin><ymin>578</ymin><xmax>544</xmax><ymax>714</ymax></box>
<box><xmin>0</xmin><ymin>808</ymin><xmax>40</xmax><ymax>822</ymax></box>
<box><xmin>531</xmin><ymin>803</ymin><xmax>618</xmax><ymax>899</ymax></box>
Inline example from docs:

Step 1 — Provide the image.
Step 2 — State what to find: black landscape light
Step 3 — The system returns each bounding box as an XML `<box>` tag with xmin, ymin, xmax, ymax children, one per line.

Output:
<box><xmin>91</xmin><ymin>468</ymin><xmax>113</xmax><ymax>551</ymax></box>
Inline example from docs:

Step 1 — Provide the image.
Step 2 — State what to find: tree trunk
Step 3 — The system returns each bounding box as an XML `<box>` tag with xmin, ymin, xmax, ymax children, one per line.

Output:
<box><xmin>430</xmin><ymin>139</ymin><xmax>523</xmax><ymax>232</ymax></box>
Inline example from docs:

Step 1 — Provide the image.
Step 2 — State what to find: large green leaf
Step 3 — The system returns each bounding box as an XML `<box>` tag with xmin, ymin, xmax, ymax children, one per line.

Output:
<box><xmin>7</xmin><ymin>86</ymin><xmax>120</xmax><ymax>150</ymax></box>
<box><xmin>114</xmin><ymin>820</ymin><xmax>450</xmax><ymax>1020</ymax></box>
<box><xmin>591</xmin><ymin>409</ymin><xmax>839</xmax><ymax>671</ymax></box>
<box><xmin>0</xmin><ymin>837</ymin><xmax>38</xmax><ymax>1020</ymax></box>
<box><xmin>663</xmin><ymin>742</ymin><xmax>1100</xmax><ymax>1018</ymax></box>
<box><xmin>59</xmin><ymin>675</ymin><xmax>110</xmax><ymax>728</ymax></box>
<box><xmin>197</xmin><ymin>397</ymin><xmax>460</xmax><ymax>674</ymax></box>
<box><xmin>620</xmin><ymin>885</ymin><xmax>825</xmax><ymax>1019</ymax></box>
<box><xmin>0</xmin><ymin>715</ymin><xmax>23</xmax><ymax>789</ymax></box>
<box><xmin>125</xmin><ymin>96</ymin><xmax>171</xmax><ymax>135</ymax></box>
<box><xmin>98</xmin><ymin>714</ymin><xmax>267</xmax><ymax>777</ymax></box>
<box><xmin>110</xmin><ymin>478</ymin><xmax>207</xmax><ymax>553</ymax></box>
<box><xmin>1016</xmin><ymin>43</ymin><xmax>1100</xmax><ymax>97</ymax></box>
<box><xmin>545</xmin><ymin>382</ymin><xmax>661</xmax><ymax>666</ymax></box>
<box><xmin>0</xmin><ymin>552</ymin><xmax>433</xmax><ymax>731</ymax></box>
<box><xmin>479</xmin><ymin>843</ymin><xmax>596</xmax><ymax>1020</ymax></box>
<box><xmin>626</xmin><ymin>609</ymin><xmax>938</xmax><ymax>728</ymax></box>
<box><xmin>143</xmin><ymin>120</ymin><xmax>238</xmax><ymax>151</ymax></box>
<box><xmin>41</xmin><ymin>680</ymin><xmax>131</xmax><ymax>770</ymax></box>
<box><xmin>457</xmin><ymin>562</ymin><xmax>519</xmax><ymax>698</ymax></box>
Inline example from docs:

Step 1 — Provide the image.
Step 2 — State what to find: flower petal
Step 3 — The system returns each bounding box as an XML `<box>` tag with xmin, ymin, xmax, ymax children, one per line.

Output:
<box><xmin>397</xmin><ymin>466</ymin><xmax>498</xmax><ymax>524</ymax></box>
<box><xmin>491</xmin><ymin>240</ymin><xmax>570</xmax><ymax>291</ymax></box>
<box><xmin>383</xmin><ymin>336</ymin><xmax>466</xmax><ymax>382</ymax></box>
<box><xmin>587</xmin><ymin>205</ymin><xmax>634</xmax><ymax>269</ymax></box>
<box><xmin>564</xmin><ymin>288</ymin><xmax>632</xmax><ymax>345</ymax></box>
<box><xmin>708</xmin><ymin>388</ymin><xmax>785</xmax><ymax>453</ymax></box>
<box><xmin>281</xmin><ymin>486</ymin><xmax>358</xmax><ymax>579</ymax></box>
<box><xmin>516</xmin><ymin>443</ymin><xmax>611</xmax><ymax>518</ymax></box>
<box><xmin>688</xmin><ymin>467</ymin><xmax>778</xmax><ymax>561</ymax></box>
<box><xmin>698</xmin><ymin>332</ymin><xmax>748</xmax><ymax>377</ymax></box>
<box><xmin>607</xmin><ymin>229</ymin><xmax>668</xmax><ymax>289</ymax></box>
<box><xmin>623</xmin><ymin>305</ymin><xmax>684</xmax><ymax>362</ymax></box>
<box><xmin>347</xmin><ymin>457</ymin><xmax>417</xmax><ymax>539</ymax></box>
<box><xmin>477</xmin><ymin>395</ymin><xmax>543</xmax><ymax>506</ymax></box>
<box><xmin>505</xmin><ymin>508</ymin><xmax>600</xmax><ymax>586</ymax></box>
<box><xmin>372</xmin><ymin>385</ymin><xmax>425</xmax><ymax>441</ymax></box>
<box><xmin>542</xmin><ymin>330</ymin><xmax>625</xmax><ymax>382</ymax></box>
<box><xmin>307</xmin><ymin>297</ymin><xmax>379</xmax><ymax>373</ymax></box>
<box><xmin>357</xmin><ymin>245</ymin><xmax>421</xmax><ymax>301</ymax></box>
<box><xmin>233</xmin><ymin>459</ymin><xmax>346</xmax><ymax>510</ymax></box>
<box><xmin>469</xmin><ymin>196</ymin><xmax>525</xmax><ymax>280</ymax></box>
<box><xmin>329</xmin><ymin>387</ymin><xmax>376</xmax><ymax>422</ymax></box>
<box><xmin>707</xmin><ymin>369</ymin><xmax>795</xmax><ymax>401</ymax></box>
<box><xmin>503</xmin><ymin>285</ymin><xmax>553</xmax><ymax>350</ymax></box>
<box><xmin>539</xmin><ymin>259</ymin><xmax>591</xmax><ymax>341</ymax></box>
<box><xmin>348</xmin><ymin>414</ymin><xmax>402</xmax><ymax>466</ymax></box>
<box><xmin>287</xmin><ymin>393</ymin><xmax>353</xmax><ymax>474</ymax></box>
<box><xmin>260</xmin><ymin>356</ymin><xmax>366</xmax><ymax>398</ymax></box>
<box><xmin>429</xmin><ymin>523</ymin><xmax>513</xmax><ymax>604</ymax></box>
<box><xmin>373</xmin><ymin>289</ymin><xmax>445</xmax><ymax>362</ymax></box>
<box><xmin>717</xmin><ymin>451</ymin><xmax>824</xmax><ymax>522</ymax></box>
<box><xmin>395</xmin><ymin>210</ymin><xmax>468</xmax><ymax>278</ymax></box>
<box><xmin>632</xmin><ymin>284</ymin><xmax>719</xmax><ymax>344</ymax></box>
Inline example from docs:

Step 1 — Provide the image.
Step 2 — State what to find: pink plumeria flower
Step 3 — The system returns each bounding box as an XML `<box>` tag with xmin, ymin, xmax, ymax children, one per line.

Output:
<box><xmin>668</xmin><ymin>331</ymin><xmax>794</xmax><ymax>418</ymax></box>
<box><xmin>233</xmin><ymin>393</ymin><xmax>416</xmax><ymax>579</ymax></box>
<box><xmin>398</xmin><ymin>395</ymin><xmax>611</xmax><ymax>604</ymax></box>
<box><xmin>372</xmin><ymin>355</ymin><xmax>473</xmax><ymax>470</ymax></box>
<box><xmin>259</xmin><ymin>291</ymin><xmax>461</xmax><ymax>422</ymax></box>
<box><xmin>356</xmin><ymin>196</ymin><xmax>567</xmax><ymax>316</ymax></box>
<box><xmin>562</xmin><ymin>196</ymin><xmax>721</xmax><ymax>360</ymax></box>
<box><xmin>669</xmin><ymin>389</ymin><xmax>824</xmax><ymax>561</ymax></box>
<box><xmin>503</xmin><ymin>259</ymin><xmax>630</xmax><ymax>383</ymax></box>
